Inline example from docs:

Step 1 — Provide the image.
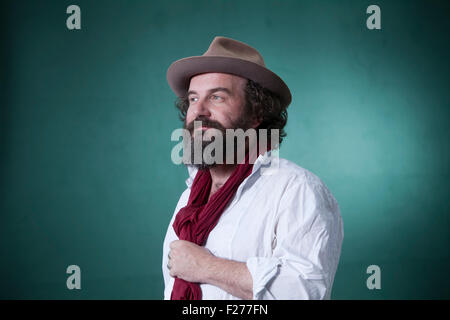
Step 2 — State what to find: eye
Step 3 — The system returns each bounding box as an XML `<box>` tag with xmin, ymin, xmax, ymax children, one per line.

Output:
<box><xmin>189</xmin><ymin>97</ymin><xmax>198</xmax><ymax>103</ymax></box>
<box><xmin>211</xmin><ymin>95</ymin><xmax>224</xmax><ymax>102</ymax></box>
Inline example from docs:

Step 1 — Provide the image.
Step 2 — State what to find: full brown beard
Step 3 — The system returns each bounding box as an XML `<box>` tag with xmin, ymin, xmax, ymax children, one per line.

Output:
<box><xmin>183</xmin><ymin>115</ymin><xmax>253</xmax><ymax>170</ymax></box>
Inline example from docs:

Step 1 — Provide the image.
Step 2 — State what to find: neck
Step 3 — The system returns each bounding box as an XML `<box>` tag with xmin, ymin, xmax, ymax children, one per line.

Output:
<box><xmin>206</xmin><ymin>144</ymin><xmax>255</xmax><ymax>198</ymax></box>
<box><xmin>209</xmin><ymin>163</ymin><xmax>237</xmax><ymax>190</ymax></box>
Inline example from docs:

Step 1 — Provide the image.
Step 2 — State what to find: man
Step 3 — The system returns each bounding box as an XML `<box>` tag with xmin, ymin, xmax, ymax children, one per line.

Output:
<box><xmin>163</xmin><ymin>36</ymin><xmax>344</xmax><ymax>300</ymax></box>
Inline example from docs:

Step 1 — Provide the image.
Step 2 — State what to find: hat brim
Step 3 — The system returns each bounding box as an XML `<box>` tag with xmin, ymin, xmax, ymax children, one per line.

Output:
<box><xmin>167</xmin><ymin>56</ymin><xmax>292</xmax><ymax>108</ymax></box>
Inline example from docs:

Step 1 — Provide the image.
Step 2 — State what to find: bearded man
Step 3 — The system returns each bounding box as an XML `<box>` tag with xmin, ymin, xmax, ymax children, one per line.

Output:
<box><xmin>163</xmin><ymin>36</ymin><xmax>344</xmax><ymax>300</ymax></box>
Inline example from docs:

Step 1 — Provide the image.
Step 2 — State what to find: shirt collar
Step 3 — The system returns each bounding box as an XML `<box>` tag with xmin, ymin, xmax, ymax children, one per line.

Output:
<box><xmin>184</xmin><ymin>149</ymin><xmax>276</xmax><ymax>188</ymax></box>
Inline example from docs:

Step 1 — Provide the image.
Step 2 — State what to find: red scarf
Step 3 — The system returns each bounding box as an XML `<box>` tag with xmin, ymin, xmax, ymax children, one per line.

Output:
<box><xmin>170</xmin><ymin>147</ymin><xmax>265</xmax><ymax>300</ymax></box>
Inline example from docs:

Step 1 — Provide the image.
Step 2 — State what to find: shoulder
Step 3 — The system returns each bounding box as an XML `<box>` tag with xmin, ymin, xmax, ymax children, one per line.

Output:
<box><xmin>260</xmin><ymin>158</ymin><xmax>341</xmax><ymax>223</ymax></box>
<box><xmin>168</xmin><ymin>187</ymin><xmax>191</xmax><ymax>225</ymax></box>
<box><xmin>176</xmin><ymin>187</ymin><xmax>191</xmax><ymax>210</ymax></box>
<box><xmin>261</xmin><ymin>157</ymin><xmax>330</xmax><ymax>191</ymax></box>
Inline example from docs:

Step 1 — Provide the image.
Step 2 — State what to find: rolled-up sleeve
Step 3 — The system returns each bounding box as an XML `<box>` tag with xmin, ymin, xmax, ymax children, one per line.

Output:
<box><xmin>246</xmin><ymin>177</ymin><xmax>344</xmax><ymax>300</ymax></box>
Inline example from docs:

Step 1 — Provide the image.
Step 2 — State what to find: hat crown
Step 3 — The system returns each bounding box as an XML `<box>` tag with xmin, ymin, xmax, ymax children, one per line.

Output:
<box><xmin>203</xmin><ymin>36</ymin><xmax>266</xmax><ymax>67</ymax></box>
<box><xmin>167</xmin><ymin>36</ymin><xmax>291</xmax><ymax>108</ymax></box>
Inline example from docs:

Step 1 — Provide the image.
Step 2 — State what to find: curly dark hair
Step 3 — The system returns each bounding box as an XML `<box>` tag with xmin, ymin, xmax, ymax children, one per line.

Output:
<box><xmin>174</xmin><ymin>78</ymin><xmax>288</xmax><ymax>146</ymax></box>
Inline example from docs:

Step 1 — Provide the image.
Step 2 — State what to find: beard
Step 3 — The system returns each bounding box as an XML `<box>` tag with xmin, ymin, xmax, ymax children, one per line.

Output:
<box><xmin>183</xmin><ymin>115</ymin><xmax>253</xmax><ymax>171</ymax></box>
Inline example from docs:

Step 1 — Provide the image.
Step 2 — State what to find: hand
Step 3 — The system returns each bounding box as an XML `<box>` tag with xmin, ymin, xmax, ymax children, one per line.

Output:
<box><xmin>167</xmin><ymin>240</ymin><xmax>215</xmax><ymax>283</ymax></box>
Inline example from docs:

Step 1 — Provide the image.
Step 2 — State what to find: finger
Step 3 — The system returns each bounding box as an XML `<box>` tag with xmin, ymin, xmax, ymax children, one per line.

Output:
<box><xmin>169</xmin><ymin>241</ymin><xmax>178</xmax><ymax>249</ymax></box>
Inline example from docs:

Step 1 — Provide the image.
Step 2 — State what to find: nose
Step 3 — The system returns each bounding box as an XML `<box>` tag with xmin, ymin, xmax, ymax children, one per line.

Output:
<box><xmin>190</xmin><ymin>97</ymin><xmax>211</xmax><ymax>119</ymax></box>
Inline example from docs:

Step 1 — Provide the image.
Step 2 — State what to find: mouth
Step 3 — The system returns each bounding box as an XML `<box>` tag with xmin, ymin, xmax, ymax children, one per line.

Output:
<box><xmin>194</xmin><ymin>126</ymin><xmax>212</xmax><ymax>132</ymax></box>
<box><xmin>192</xmin><ymin>126</ymin><xmax>221</xmax><ymax>139</ymax></box>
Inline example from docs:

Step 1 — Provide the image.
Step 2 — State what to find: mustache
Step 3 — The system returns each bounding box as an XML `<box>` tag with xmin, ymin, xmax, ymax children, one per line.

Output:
<box><xmin>184</xmin><ymin>116</ymin><xmax>226</xmax><ymax>133</ymax></box>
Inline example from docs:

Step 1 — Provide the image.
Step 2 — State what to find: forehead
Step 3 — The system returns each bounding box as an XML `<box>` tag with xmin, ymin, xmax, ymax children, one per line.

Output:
<box><xmin>188</xmin><ymin>73</ymin><xmax>247</xmax><ymax>93</ymax></box>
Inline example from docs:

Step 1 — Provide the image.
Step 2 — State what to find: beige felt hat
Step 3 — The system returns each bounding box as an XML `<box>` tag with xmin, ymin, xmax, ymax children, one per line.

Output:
<box><xmin>167</xmin><ymin>36</ymin><xmax>292</xmax><ymax>108</ymax></box>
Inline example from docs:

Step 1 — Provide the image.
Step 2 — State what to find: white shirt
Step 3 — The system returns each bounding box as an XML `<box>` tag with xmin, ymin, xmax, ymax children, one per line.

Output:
<box><xmin>162</xmin><ymin>150</ymin><xmax>344</xmax><ymax>300</ymax></box>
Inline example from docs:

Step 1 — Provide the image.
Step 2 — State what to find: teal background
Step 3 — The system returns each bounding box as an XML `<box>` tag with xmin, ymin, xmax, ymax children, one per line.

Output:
<box><xmin>1</xmin><ymin>0</ymin><xmax>449</xmax><ymax>299</ymax></box>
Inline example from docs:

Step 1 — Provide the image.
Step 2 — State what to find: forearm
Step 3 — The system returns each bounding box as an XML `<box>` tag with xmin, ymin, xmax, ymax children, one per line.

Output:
<box><xmin>168</xmin><ymin>240</ymin><xmax>254</xmax><ymax>299</ymax></box>
<box><xmin>202</xmin><ymin>256</ymin><xmax>253</xmax><ymax>300</ymax></box>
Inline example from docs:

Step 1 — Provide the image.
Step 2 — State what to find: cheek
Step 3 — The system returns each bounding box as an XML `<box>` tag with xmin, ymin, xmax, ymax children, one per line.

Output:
<box><xmin>218</xmin><ymin>113</ymin><xmax>236</xmax><ymax>128</ymax></box>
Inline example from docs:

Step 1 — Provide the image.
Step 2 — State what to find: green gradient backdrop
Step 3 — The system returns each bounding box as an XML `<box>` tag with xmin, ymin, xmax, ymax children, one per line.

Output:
<box><xmin>1</xmin><ymin>0</ymin><xmax>449</xmax><ymax>299</ymax></box>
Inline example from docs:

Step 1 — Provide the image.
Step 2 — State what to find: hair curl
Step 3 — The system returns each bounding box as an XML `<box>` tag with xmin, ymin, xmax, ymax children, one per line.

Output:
<box><xmin>174</xmin><ymin>79</ymin><xmax>288</xmax><ymax>146</ymax></box>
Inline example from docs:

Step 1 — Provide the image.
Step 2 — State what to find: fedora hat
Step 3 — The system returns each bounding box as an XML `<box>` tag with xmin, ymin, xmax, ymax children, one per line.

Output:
<box><xmin>166</xmin><ymin>36</ymin><xmax>292</xmax><ymax>108</ymax></box>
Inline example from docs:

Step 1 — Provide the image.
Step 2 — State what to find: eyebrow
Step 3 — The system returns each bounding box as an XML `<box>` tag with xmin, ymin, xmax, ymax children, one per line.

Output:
<box><xmin>187</xmin><ymin>87</ymin><xmax>232</xmax><ymax>96</ymax></box>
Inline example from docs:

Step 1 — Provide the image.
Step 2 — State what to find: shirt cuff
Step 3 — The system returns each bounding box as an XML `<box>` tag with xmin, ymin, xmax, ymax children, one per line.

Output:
<box><xmin>246</xmin><ymin>257</ymin><xmax>282</xmax><ymax>300</ymax></box>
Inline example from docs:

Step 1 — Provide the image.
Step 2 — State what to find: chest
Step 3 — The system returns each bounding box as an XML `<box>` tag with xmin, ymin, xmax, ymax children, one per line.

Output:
<box><xmin>203</xmin><ymin>185</ymin><xmax>279</xmax><ymax>262</ymax></box>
